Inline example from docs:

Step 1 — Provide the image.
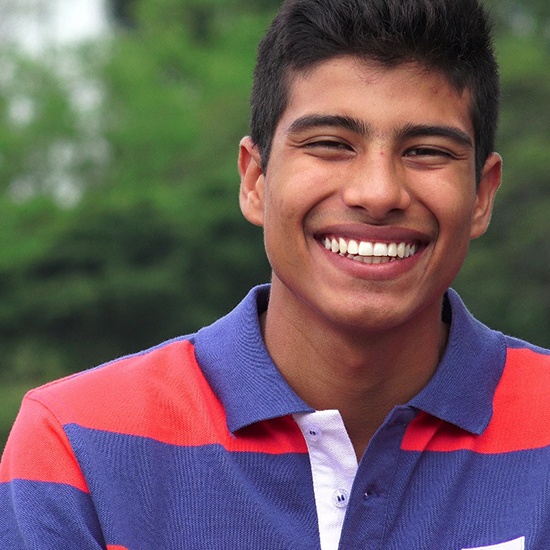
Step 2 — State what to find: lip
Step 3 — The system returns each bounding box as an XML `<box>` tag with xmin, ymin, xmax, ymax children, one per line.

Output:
<box><xmin>314</xmin><ymin>223</ymin><xmax>431</xmax><ymax>244</ymax></box>
<box><xmin>317</xmin><ymin>239</ymin><xmax>426</xmax><ymax>280</ymax></box>
<box><xmin>313</xmin><ymin>224</ymin><xmax>430</xmax><ymax>281</ymax></box>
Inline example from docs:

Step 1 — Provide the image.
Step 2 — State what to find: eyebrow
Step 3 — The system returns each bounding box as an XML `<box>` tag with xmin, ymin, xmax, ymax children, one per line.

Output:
<box><xmin>286</xmin><ymin>114</ymin><xmax>369</xmax><ymax>137</ymax></box>
<box><xmin>398</xmin><ymin>123</ymin><xmax>474</xmax><ymax>149</ymax></box>
<box><xmin>286</xmin><ymin>114</ymin><xmax>473</xmax><ymax>149</ymax></box>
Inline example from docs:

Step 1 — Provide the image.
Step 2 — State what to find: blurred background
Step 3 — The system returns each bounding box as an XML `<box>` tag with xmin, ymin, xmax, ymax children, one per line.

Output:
<box><xmin>0</xmin><ymin>0</ymin><xmax>548</xmax><ymax>452</ymax></box>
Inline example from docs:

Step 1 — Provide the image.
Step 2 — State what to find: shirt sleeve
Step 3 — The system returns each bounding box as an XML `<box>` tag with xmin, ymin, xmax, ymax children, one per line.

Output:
<box><xmin>0</xmin><ymin>394</ymin><xmax>106</xmax><ymax>549</ymax></box>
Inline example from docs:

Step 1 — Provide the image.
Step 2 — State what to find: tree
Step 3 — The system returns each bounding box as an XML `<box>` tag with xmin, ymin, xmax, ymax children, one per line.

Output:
<box><xmin>455</xmin><ymin>0</ymin><xmax>550</xmax><ymax>346</ymax></box>
<box><xmin>1</xmin><ymin>0</ymin><xmax>549</xmax><ymax>451</ymax></box>
<box><xmin>0</xmin><ymin>0</ymin><xmax>277</xmax><ymax>449</ymax></box>
<box><xmin>0</xmin><ymin>0</ymin><xmax>276</xmax><ymax>383</ymax></box>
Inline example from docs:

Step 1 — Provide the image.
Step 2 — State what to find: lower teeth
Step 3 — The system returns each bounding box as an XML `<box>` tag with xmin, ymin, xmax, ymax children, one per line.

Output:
<box><xmin>346</xmin><ymin>255</ymin><xmax>392</xmax><ymax>264</ymax></box>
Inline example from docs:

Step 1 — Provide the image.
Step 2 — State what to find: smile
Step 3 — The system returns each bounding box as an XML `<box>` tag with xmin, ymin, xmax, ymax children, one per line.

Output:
<box><xmin>322</xmin><ymin>237</ymin><xmax>418</xmax><ymax>264</ymax></box>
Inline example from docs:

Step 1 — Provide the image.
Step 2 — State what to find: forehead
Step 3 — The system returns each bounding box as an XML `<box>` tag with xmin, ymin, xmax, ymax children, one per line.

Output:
<box><xmin>287</xmin><ymin>56</ymin><xmax>466</xmax><ymax>100</ymax></box>
<box><xmin>281</xmin><ymin>56</ymin><xmax>473</xmax><ymax>137</ymax></box>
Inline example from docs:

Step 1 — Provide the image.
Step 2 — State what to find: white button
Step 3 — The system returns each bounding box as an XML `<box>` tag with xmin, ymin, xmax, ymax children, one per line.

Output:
<box><xmin>332</xmin><ymin>489</ymin><xmax>349</xmax><ymax>508</ymax></box>
<box><xmin>306</xmin><ymin>426</ymin><xmax>322</xmax><ymax>439</ymax></box>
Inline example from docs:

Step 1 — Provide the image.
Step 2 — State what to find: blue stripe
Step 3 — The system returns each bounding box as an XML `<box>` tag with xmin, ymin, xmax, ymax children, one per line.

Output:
<box><xmin>0</xmin><ymin>480</ymin><xmax>105</xmax><ymax>549</ymax></box>
<box><xmin>67</xmin><ymin>425</ymin><xmax>320</xmax><ymax>549</ymax></box>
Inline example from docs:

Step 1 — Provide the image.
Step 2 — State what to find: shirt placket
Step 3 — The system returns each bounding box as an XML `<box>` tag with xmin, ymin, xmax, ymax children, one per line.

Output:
<box><xmin>338</xmin><ymin>406</ymin><xmax>417</xmax><ymax>550</ymax></box>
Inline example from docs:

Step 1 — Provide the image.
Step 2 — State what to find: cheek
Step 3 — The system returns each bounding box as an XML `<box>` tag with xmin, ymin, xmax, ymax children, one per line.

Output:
<box><xmin>261</xmin><ymin>190</ymin><xmax>292</xmax><ymax>255</ymax></box>
<box><xmin>264</xmin><ymin>174</ymin><xmax>319</xmax><ymax>226</ymax></box>
<box><xmin>445</xmin><ymin>197</ymin><xmax>475</xmax><ymax>225</ymax></box>
<box><xmin>434</xmin><ymin>200</ymin><xmax>477</xmax><ymax>265</ymax></box>
<box><xmin>420</xmin><ymin>175</ymin><xmax>477</xmax><ymax>226</ymax></box>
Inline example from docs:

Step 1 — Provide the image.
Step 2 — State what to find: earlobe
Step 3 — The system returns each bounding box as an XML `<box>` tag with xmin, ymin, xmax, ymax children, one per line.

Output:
<box><xmin>471</xmin><ymin>153</ymin><xmax>502</xmax><ymax>240</ymax></box>
<box><xmin>238</xmin><ymin>136</ymin><xmax>265</xmax><ymax>227</ymax></box>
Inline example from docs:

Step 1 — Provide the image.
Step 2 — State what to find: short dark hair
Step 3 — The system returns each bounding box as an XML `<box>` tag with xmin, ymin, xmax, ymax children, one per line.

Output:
<box><xmin>250</xmin><ymin>0</ymin><xmax>500</xmax><ymax>180</ymax></box>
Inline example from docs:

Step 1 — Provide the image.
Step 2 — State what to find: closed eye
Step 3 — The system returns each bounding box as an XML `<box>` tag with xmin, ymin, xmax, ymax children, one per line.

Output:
<box><xmin>305</xmin><ymin>140</ymin><xmax>353</xmax><ymax>150</ymax></box>
<box><xmin>301</xmin><ymin>139</ymin><xmax>356</xmax><ymax>161</ymax></box>
<box><xmin>404</xmin><ymin>147</ymin><xmax>454</xmax><ymax>158</ymax></box>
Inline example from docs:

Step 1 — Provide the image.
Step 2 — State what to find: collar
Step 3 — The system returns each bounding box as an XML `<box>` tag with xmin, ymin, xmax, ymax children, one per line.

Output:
<box><xmin>194</xmin><ymin>285</ymin><xmax>506</xmax><ymax>436</ymax></box>
<box><xmin>409</xmin><ymin>289</ymin><xmax>506</xmax><ymax>435</ymax></box>
<box><xmin>193</xmin><ymin>285</ymin><xmax>314</xmax><ymax>434</ymax></box>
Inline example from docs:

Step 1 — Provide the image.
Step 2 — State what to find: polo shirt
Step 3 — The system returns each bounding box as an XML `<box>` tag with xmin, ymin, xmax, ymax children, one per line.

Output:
<box><xmin>1</xmin><ymin>285</ymin><xmax>550</xmax><ymax>549</ymax></box>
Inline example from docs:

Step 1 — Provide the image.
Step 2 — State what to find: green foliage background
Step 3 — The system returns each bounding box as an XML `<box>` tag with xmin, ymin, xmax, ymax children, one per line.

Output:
<box><xmin>0</xmin><ymin>0</ymin><xmax>549</xmax><ymax>451</ymax></box>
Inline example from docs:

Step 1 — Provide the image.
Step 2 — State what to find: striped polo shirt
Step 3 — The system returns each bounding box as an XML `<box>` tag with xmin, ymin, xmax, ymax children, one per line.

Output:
<box><xmin>1</xmin><ymin>285</ymin><xmax>549</xmax><ymax>549</ymax></box>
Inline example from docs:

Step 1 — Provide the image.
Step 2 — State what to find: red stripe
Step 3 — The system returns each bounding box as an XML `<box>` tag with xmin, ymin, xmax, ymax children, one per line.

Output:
<box><xmin>402</xmin><ymin>348</ymin><xmax>550</xmax><ymax>453</ymax></box>
<box><xmin>21</xmin><ymin>340</ymin><xmax>307</xmax><ymax>455</ymax></box>
<box><xmin>106</xmin><ymin>546</ymin><xmax>129</xmax><ymax>550</ymax></box>
<box><xmin>0</xmin><ymin>395</ymin><xmax>89</xmax><ymax>491</ymax></box>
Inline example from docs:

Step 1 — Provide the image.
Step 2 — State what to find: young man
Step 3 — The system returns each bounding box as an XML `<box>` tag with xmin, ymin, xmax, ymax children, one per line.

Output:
<box><xmin>1</xmin><ymin>0</ymin><xmax>549</xmax><ymax>548</ymax></box>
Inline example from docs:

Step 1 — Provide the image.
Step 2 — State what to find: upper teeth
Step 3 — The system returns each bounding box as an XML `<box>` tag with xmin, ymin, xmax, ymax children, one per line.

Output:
<box><xmin>323</xmin><ymin>237</ymin><xmax>417</xmax><ymax>260</ymax></box>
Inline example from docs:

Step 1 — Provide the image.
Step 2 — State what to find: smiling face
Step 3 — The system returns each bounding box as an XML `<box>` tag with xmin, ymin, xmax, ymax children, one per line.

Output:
<box><xmin>239</xmin><ymin>57</ymin><xmax>501</xmax><ymax>335</ymax></box>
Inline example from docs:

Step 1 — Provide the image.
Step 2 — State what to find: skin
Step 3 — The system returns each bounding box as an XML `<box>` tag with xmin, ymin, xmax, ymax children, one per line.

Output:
<box><xmin>238</xmin><ymin>57</ymin><xmax>502</xmax><ymax>460</ymax></box>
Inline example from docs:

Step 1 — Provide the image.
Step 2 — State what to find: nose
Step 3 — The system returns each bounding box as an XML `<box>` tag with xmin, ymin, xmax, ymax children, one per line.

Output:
<box><xmin>341</xmin><ymin>151</ymin><xmax>411</xmax><ymax>219</ymax></box>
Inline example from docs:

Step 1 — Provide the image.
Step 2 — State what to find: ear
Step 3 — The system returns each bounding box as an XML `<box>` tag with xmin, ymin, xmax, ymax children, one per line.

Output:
<box><xmin>238</xmin><ymin>136</ymin><xmax>265</xmax><ymax>227</ymax></box>
<box><xmin>470</xmin><ymin>153</ymin><xmax>502</xmax><ymax>240</ymax></box>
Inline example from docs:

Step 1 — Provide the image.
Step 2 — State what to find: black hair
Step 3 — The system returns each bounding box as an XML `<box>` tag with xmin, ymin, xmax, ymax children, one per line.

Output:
<box><xmin>250</xmin><ymin>0</ymin><xmax>499</xmax><ymax>180</ymax></box>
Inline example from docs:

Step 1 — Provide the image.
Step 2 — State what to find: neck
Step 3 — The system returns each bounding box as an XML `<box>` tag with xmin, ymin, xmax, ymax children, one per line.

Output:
<box><xmin>261</xmin><ymin>280</ymin><xmax>450</xmax><ymax>459</ymax></box>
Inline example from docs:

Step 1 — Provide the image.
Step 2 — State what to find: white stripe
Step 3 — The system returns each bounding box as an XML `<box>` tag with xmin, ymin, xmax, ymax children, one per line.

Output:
<box><xmin>294</xmin><ymin>410</ymin><xmax>358</xmax><ymax>550</ymax></box>
<box><xmin>463</xmin><ymin>536</ymin><xmax>525</xmax><ymax>550</ymax></box>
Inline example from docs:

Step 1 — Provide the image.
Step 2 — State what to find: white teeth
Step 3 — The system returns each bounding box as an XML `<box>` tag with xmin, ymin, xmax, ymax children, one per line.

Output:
<box><xmin>323</xmin><ymin>237</ymin><xmax>418</xmax><ymax>262</ymax></box>
<box><xmin>358</xmin><ymin>241</ymin><xmax>373</xmax><ymax>256</ymax></box>
<box><xmin>373</xmin><ymin>243</ymin><xmax>387</xmax><ymax>257</ymax></box>
<box><xmin>339</xmin><ymin>238</ymin><xmax>348</xmax><ymax>255</ymax></box>
<box><xmin>347</xmin><ymin>239</ymin><xmax>359</xmax><ymax>255</ymax></box>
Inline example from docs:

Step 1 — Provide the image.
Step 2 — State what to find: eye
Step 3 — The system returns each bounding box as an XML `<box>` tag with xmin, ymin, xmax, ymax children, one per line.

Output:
<box><xmin>404</xmin><ymin>147</ymin><xmax>454</xmax><ymax>158</ymax></box>
<box><xmin>305</xmin><ymin>139</ymin><xmax>353</xmax><ymax>150</ymax></box>
<box><xmin>301</xmin><ymin>138</ymin><xmax>355</xmax><ymax>160</ymax></box>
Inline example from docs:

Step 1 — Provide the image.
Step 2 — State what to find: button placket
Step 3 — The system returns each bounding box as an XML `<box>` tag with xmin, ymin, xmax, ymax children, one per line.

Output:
<box><xmin>294</xmin><ymin>410</ymin><xmax>359</xmax><ymax>550</ymax></box>
<box><xmin>341</xmin><ymin>407</ymin><xmax>415</xmax><ymax>546</ymax></box>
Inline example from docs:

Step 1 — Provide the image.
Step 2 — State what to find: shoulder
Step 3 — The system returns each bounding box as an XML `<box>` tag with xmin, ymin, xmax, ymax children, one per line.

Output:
<box><xmin>504</xmin><ymin>336</ymin><xmax>550</xmax><ymax>359</ymax></box>
<box><xmin>497</xmin><ymin>337</ymin><xmax>550</xmax><ymax>404</ymax></box>
<box><xmin>403</xmin><ymin>335</ymin><xmax>550</xmax><ymax>455</ymax></box>
<box><xmin>29</xmin><ymin>337</ymin><xmax>196</xmax><ymax>399</ymax></box>
<box><xmin>480</xmin><ymin>337</ymin><xmax>550</xmax><ymax>452</ymax></box>
<box><xmin>23</xmin><ymin>336</ymin><xmax>216</xmax><ymax>439</ymax></box>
